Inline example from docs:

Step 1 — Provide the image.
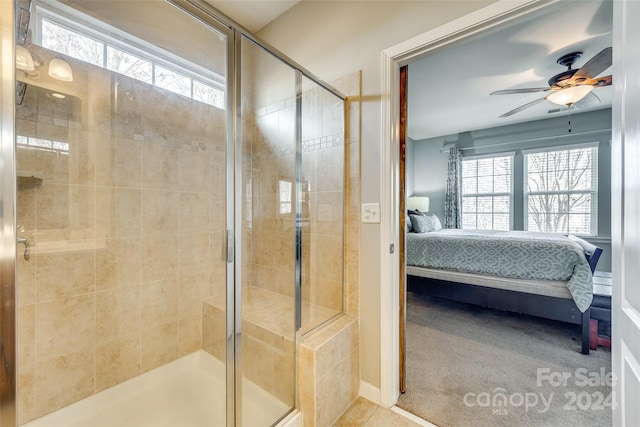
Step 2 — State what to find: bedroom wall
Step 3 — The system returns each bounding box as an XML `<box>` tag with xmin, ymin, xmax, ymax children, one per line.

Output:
<box><xmin>408</xmin><ymin>136</ymin><xmax>448</xmax><ymax>220</ymax></box>
<box><xmin>258</xmin><ymin>0</ymin><xmax>497</xmax><ymax>390</ymax></box>
<box><xmin>411</xmin><ymin>108</ymin><xmax>612</xmax><ymax>272</ymax></box>
<box><xmin>406</xmin><ymin>138</ymin><xmax>415</xmax><ymax>197</ymax></box>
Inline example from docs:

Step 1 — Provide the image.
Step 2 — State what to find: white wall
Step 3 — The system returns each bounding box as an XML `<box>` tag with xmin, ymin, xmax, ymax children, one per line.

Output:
<box><xmin>258</xmin><ymin>0</ymin><xmax>496</xmax><ymax>389</ymax></box>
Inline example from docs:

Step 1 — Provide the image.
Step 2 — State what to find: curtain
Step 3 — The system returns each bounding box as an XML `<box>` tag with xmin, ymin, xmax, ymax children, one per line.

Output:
<box><xmin>444</xmin><ymin>145</ymin><xmax>462</xmax><ymax>228</ymax></box>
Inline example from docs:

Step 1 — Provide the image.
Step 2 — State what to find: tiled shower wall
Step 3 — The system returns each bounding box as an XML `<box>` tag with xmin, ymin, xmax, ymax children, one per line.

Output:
<box><xmin>16</xmin><ymin>48</ymin><xmax>227</xmax><ymax>424</ymax></box>
<box><xmin>249</xmin><ymin>83</ymin><xmax>346</xmax><ymax>326</ymax></box>
<box><xmin>296</xmin><ymin>71</ymin><xmax>362</xmax><ymax>427</ymax></box>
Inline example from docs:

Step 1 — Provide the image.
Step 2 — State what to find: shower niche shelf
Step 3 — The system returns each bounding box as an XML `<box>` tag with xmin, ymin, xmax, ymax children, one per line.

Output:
<box><xmin>17</xmin><ymin>171</ymin><xmax>43</xmax><ymax>186</ymax></box>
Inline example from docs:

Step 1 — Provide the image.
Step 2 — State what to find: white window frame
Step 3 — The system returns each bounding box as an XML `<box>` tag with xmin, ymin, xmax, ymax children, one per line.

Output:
<box><xmin>523</xmin><ymin>142</ymin><xmax>599</xmax><ymax>236</ymax></box>
<box><xmin>461</xmin><ymin>152</ymin><xmax>514</xmax><ymax>231</ymax></box>
<box><xmin>33</xmin><ymin>0</ymin><xmax>225</xmax><ymax>108</ymax></box>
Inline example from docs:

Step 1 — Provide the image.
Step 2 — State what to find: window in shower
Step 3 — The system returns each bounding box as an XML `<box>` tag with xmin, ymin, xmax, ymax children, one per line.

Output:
<box><xmin>16</xmin><ymin>135</ymin><xmax>69</xmax><ymax>154</ymax></box>
<box><xmin>279</xmin><ymin>179</ymin><xmax>293</xmax><ymax>214</ymax></box>
<box><xmin>37</xmin><ymin>9</ymin><xmax>224</xmax><ymax>108</ymax></box>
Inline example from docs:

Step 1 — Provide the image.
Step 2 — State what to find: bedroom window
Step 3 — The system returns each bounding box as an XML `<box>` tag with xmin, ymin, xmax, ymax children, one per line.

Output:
<box><xmin>524</xmin><ymin>144</ymin><xmax>598</xmax><ymax>235</ymax></box>
<box><xmin>461</xmin><ymin>154</ymin><xmax>513</xmax><ymax>231</ymax></box>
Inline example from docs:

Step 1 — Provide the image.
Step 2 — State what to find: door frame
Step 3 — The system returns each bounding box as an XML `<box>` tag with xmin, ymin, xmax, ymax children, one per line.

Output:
<box><xmin>378</xmin><ymin>0</ymin><xmax>604</xmax><ymax>408</ymax></box>
<box><xmin>611</xmin><ymin>1</ymin><xmax>640</xmax><ymax>425</ymax></box>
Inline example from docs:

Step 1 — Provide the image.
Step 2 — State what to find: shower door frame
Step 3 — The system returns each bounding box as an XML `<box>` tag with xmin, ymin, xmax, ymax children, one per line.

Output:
<box><xmin>1</xmin><ymin>0</ymin><xmax>17</xmax><ymax>425</ymax></box>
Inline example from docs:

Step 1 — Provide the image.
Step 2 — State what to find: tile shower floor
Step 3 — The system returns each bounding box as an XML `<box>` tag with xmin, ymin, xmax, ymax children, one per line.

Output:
<box><xmin>23</xmin><ymin>350</ymin><xmax>288</xmax><ymax>427</ymax></box>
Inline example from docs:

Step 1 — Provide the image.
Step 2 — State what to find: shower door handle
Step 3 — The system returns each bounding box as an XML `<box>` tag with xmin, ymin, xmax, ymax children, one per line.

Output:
<box><xmin>225</xmin><ymin>230</ymin><xmax>234</xmax><ymax>263</ymax></box>
<box><xmin>17</xmin><ymin>237</ymin><xmax>30</xmax><ymax>261</ymax></box>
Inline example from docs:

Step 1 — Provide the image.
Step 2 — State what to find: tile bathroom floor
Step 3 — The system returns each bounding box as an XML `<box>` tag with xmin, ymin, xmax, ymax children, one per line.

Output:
<box><xmin>334</xmin><ymin>397</ymin><xmax>437</xmax><ymax>427</ymax></box>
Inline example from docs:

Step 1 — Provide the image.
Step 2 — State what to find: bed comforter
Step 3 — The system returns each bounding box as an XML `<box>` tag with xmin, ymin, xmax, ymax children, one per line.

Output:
<box><xmin>406</xmin><ymin>229</ymin><xmax>593</xmax><ymax>312</ymax></box>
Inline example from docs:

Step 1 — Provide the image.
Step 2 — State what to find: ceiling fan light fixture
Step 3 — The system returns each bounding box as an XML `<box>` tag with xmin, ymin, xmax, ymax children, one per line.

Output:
<box><xmin>547</xmin><ymin>85</ymin><xmax>593</xmax><ymax>106</ymax></box>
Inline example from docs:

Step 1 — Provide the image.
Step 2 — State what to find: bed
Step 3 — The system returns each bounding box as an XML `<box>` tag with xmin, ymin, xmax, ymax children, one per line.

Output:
<box><xmin>405</xmin><ymin>225</ymin><xmax>602</xmax><ymax>354</ymax></box>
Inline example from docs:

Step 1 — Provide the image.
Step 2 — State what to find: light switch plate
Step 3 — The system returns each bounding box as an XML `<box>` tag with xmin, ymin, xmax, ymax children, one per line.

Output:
<box><xmin>362</xmin><ymin>203</ymin><xmax>380</xmax><ymax>223</ymax></box>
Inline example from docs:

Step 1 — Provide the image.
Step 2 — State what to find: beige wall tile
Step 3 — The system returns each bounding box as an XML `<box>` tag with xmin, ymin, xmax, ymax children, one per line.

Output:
<box><xmin>141</xmin><ymin>322</ymin><xmax>179</xmax><ymax>372</ymax></box>
<box><xmin>316</xmin><ymin>364</ymin><xmax>343</xmax><ymax>427</ymax></box>
<box><xmin>201</xmin><ymin>301</ymin><xmax>226</xmax><ymax>362</ymax></box>
<box><xmin>314</xmin><ymin>335</ymin><xmax>342</xmax><ymax>381</ymax></box>
<box><xmin>93</xmin><ymin>132</ymin><xmax>115</xmax><ymax>186</ymax></box>
<box><xmin>141</xmin><ymin>234</ymin><xmax>178</xmax><ymax>282</ymax></box>
<box><xmin>67</xmin><ymin>136</ymin><xmax>96</xmax><ymax>186</ymax></box>
<box><xmin>302</xmin><ymin>392</ymin><xmax>315</xmax><ymax>427</ymax></box>
<box><xmin>141</xmin><ymin>278</ymin><xmax>179</xmax><ymax>329</ymax></box>
<box><xmin>36</xmin><ymin>184</ymin><xmax>95</xmax><ymax>241</ymax></box>
<box><xmin>116</xmin><ymin>188</ymin><xmax>142</xmax><ymax>238</ymax></box>
<box><xmin>95</xmin><ymin>334</ymin><xmax>141</xmax><ymax>392</ymax></box>
<box><xmin>96</xmin><ymin>286</ymin><xmax>141</xmax><ymax>343</ymax></box>
<box><xmin>35</xmin><ymin>143</ymin><xmax>70</xmax><ymax>185</ymax></box>
<box><xmin>141</xmin><ymin>190</ymin><xmax>179</xmax><ymax>235</ymax></box>
<box><xmin>17</xmin><ymin>253</ymin><xmax>36</xmax><ymax>307</ymax></box>
<box><xmin>179</xmin><ymin>149</ymin><xmax>210</xmax><ymax>193</ymax></box>
<box><xmin>17</xmin><ymin>187</ymin><xmax>36</xmax><ymax>232</ymax></box>
<box><xmin>37</xmin><ymin>250</ymin><xmax>94</xmax><ymax>301</ymax></box>
<box><xmin>179</xmin><ymin>269</ymin><xmax>210</xmax><ymax>318</ymax></box>
<box><xmin>178</xmin><ymin>315</ymin><xmax>202</xmax><ymax>357</ymax></box>
<box><xmin>319</xmin><ymin>235</ymin><xmax>343</xmax><ymax>284</ymax></box>
<box><xmin>36</xmin><ymin>294</ymin><xmax>95</xmax><ymax>361</ymax></box>
<box><xmin>17</xmin><ymin>366</ymin><xmax>36</xmax><ymax>425</ymax></box>
<box><xmin>115</xmin><ymin>137</ymin><xmax>141</xmax><ymax>188</ymax></box>
<box><xmin>95</xmin><ymin>238</ymin><xmax>141</xmax><ymax>290</ymax></box>
<box><xmin>343</xmin><ymin>347</ymin><xmax>360</xmax><ymax>406</ymax></box>
<box><xmin>299</xmin><ymin>316</ymin><xmax>359</xmax><ymax>426</ymax></box>
<box><xmin>141</xmin><ymin>143</ymin><xmax>179</xmax><ymax>190</ymax></box>
<box><xmin>94</xmin><ymin>186</ymin><xmax>115</xmax><ymax>239</ymax></box>
<box><xmin>179</xmin><ymin>232</ymin><xmax>210</xmax><ymax>270</ymax></box>
<box><xmin>17</xmin><ymin>304</ymin><xmax>35</xmax><ymax>368</ymax></box>
<box><xmin>179</xmin><ymin>192</ymin><xmax>210</xmax><ymax>234</ymax></box>
<box><xmin>35</xmin><ymin>349</ymin><xmax>95</xmax><ymax>419</ymax></box>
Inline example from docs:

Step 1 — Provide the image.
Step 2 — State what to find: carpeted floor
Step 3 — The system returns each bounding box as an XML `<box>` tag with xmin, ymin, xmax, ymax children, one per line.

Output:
<box><xmin>397</xmin><ymin>292</ymin><xmax>612</xmax><ymax>427</ymax></box>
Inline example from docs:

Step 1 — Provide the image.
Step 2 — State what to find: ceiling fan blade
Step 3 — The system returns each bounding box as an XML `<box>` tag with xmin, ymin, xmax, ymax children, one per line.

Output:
<box><xmin>571</xmin><ymin>47</ymin><xmax>612</xmax><ymax>81</ymax></box>
<box><xmin>490</xmin><ymin>87</ymin><xmax>551</xmax><ymax>95</ymax></box>
<box><xmin>499</xmin><ymin>97</ymin><xmax>546</xmax><ymax>118</ymax></box>
<box><xmin>590</xmin><ymin>74</ymin><xmax>612</xmax><ymax>87</ymax></box>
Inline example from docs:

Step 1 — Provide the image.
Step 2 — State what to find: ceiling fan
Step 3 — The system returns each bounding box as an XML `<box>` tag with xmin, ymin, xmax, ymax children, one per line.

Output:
<box><xmin>491</xmin><ymin>47</ymin><xmax>612</xmax><ymax>118</ymax></box>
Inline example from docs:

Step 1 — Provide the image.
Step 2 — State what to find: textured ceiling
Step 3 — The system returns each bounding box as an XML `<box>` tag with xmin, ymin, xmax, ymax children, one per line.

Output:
<box><xmin>206</xmin><ymin>0</ymin><xmax>302</xmax><ymax>32</ymax></box>
<box><xmin>407</xmin><ymin>0</ymin><xmax>613</xmax><ymax>141</ymax></box>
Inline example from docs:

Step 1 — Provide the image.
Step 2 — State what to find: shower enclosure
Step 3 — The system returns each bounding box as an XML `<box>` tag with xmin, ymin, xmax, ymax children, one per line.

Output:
<box><xmin>1</xmin><ymin>0</ymin><xmax>346</xmax><ymax>425</ymax></box>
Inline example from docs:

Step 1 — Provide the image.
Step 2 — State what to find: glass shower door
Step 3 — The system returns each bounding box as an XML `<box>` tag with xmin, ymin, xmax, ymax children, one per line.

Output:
<box><xmin>238</xmin><ymin>36</ymin><xmax>298</xmax><ymax>425</ymax></box>
<box><xmin>14</xmin><ymin>1</ymin><xmax>234</xmax><ymax>425</ymax></box>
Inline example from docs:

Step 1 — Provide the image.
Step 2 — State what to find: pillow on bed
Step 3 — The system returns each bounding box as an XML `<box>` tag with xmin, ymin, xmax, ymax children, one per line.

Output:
<box><xmin>406</xmin><ymin>215</ymin><xmax>413</xmax><ymax>232</ymax></box>
<box><xmin>409</xmin><ymin>212</ymin><xmax>442</xmax><ymax>233</ymax></box>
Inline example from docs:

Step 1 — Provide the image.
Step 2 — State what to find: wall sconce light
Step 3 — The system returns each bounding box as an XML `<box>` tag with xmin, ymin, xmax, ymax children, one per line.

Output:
<box><xmin>48</xmin><ymin>58</ymin><xmax>73</xmax><ymax>82</ymax></box>
<box><xmin>547</xmin><ymin>85</ymin><xmax>594</xmax><ymax>107</ymax></box>
<box><xmin>407</xmin><ymin>196</ymin><xmax>430</xmax><ymax>212</ymax></box>
<box><xmin>16</xmin><ymin>45</ymin><xmax>35</xmax><ymax>71</ymax></box>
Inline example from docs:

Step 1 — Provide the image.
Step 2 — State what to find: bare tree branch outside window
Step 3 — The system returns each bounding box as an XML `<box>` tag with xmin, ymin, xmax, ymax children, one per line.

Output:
<box><xmin>40</xmin><ymin>18</ymin><xmax>225</xmax><ymax>109</ymax></box>
<box><xmin>461</xmin><ymin>155</ymin><xmax>513</xmax><ymax>231</ymax></box>
<box><xmin>526</xmin><ymin>147</ymin><xmax>597</xmax><ymax>235</ymax></box>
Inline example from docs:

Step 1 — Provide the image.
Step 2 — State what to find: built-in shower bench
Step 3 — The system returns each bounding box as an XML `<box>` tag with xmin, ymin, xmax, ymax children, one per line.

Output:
<box><xmin>201</xmin><ymin>287</ymin><xmax>339</xmax><ymax>403</ymax></box>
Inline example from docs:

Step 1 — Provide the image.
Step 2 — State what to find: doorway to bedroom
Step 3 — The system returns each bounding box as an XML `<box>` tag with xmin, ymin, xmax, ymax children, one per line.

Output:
<box><xmin>397</xmin><ymin>1</ymin><xmax>613</xmax><ymax>426</ymax></box>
